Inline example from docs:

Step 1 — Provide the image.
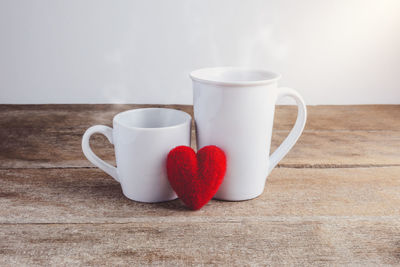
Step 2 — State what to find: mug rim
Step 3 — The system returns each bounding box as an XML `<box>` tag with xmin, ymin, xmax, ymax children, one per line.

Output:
<box><xmin>190</xmin><ymin>67</ymin><xmax>281</xmax><ymax>86</ymax></box>
<box><xmin>113</xmin><ymin>108</ymin><xmax>191</xmax><ymax>131</ymax></box>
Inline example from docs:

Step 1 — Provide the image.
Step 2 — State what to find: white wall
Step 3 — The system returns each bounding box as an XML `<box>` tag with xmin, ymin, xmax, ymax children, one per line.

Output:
<box><xmin>0</xmin><ymin>0</ymin><xmax>399</xmax><ymax>105</ymax></box>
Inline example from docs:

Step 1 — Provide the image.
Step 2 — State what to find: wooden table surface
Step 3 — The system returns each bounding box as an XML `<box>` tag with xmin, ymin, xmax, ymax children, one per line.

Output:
<box><xmin>0</xmin><ymin>104</ymin><xmax>399</xmax><ymax>266</ymax></box>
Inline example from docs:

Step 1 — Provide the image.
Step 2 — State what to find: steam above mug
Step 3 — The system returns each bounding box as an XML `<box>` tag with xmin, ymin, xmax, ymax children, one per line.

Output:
<box><xmin>190</xmin><ymin>67</ymin><xmax>307</xmax><ymax>201</ymax></box>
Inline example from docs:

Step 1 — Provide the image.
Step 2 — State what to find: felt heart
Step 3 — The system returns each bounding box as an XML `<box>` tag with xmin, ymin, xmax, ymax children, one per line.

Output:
<box><xmin>166</xmin><ymin>145</ymin><xmax>227</xmax><ymax>210</ymax></box>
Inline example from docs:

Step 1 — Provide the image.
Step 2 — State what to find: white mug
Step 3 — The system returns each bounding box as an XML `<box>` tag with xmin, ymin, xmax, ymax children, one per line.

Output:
<box><xmin>82</xmin><ymin>108</ymin><xmax>191</xmax><ymax>202</ymax></box>
<box><xmin>190</xmin><ymin>67</ymin><xmax>307</xmax><ymax>201</ymax></box>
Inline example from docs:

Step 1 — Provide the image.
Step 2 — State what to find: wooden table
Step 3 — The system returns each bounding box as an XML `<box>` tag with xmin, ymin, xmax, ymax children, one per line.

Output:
<box><xmin>0</xmin><ymin>105</ymin><xmax>399</xmax><ymax>266</ymax></box>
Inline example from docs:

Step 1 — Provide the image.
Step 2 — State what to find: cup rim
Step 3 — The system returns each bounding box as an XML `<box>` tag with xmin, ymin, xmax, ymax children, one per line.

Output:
<box><xmin>190</xmin><ymin>67</ymin><xmax>281</xmax><ymax>86</ymax></box>
<box><xmin>113</xmin><ymin>108</ymin><xmax>191</xmax><ymax>130</ymax></box>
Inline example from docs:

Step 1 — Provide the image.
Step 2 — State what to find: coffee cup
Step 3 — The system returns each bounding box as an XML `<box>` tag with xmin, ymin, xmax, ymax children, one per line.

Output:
<box><xmin>190</xmin><ymin>67</ymin><xmax>307</xmax><ymax>201</ymax></box>
<box><xmin>82</xmin><ymin>108</ymin><xmax>191</xmax><ymax>202</ymax></box>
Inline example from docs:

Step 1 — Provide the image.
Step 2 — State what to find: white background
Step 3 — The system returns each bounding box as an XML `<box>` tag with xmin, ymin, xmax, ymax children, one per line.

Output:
<box><xmin>0</xmin><ymin>0</ymin><xmax>399</xmax><ymax>105</ymax></box>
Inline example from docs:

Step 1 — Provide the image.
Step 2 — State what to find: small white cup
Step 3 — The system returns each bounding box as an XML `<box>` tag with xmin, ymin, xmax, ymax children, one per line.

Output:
<box><xmin>82</xmin><ymin>108</ymin><xmax>191</xmax><ymax>202</ymax></box>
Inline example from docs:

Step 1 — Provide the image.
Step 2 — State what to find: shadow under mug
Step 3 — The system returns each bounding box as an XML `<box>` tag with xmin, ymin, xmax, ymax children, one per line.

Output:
<box><xmin>82</xmin><ymin>108</ymin><xmax>192</xmax><ymax>202</ymax></box>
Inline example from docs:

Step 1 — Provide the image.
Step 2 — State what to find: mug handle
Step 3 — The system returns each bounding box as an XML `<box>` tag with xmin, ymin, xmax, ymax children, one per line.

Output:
<box><xmin>268</xmin><ymin>87</ymin><xmax>307</xmax><ymax>175</ymax></box>
<box><xmin>82</xmin><ymin>125</ymin><xmax>119</xmax><ymax>182</ymax></box>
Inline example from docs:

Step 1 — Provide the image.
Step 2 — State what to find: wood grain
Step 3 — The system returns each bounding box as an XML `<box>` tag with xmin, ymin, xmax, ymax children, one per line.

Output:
<box><xmin>1</xmin><ymin>219</ymin><xmax>399</xmax><ymax>266</ymax></box>
<box><xmin>272</xmin><ymin>131</ymin><xmax>400</xmax><ymax>167</ymax></box>
<box><xmin>1</xmin><ymin>105</ymin><xmax>398</xmax><ymax>168</ymax></box>
<box><xmin>275</xmin><ymin>104</ymin><xmax>400</xmax><ymax>131</ymax></box>
<box><xmin>1</xmin><ymin>104</ymin><xmax>399</xmax><ymax>131</ymax></box>
<box><xmin>0</xmin><ymin>104</ymin><xmax>399</xmax><ymax>266</ymax></box>
<box><xmin>1</xmin><ymin>167</ymin><xmax>399</xmax><ymax>223</ymax></box>
<box><xmin>2</xmin><ymin>124</ymin><xmax>400</xmax><ymax>170</ymax></box>
<box><xmin>1</xmin><ymin>129</ymin><xmax>398</xmax><ymax>168</ymax></box>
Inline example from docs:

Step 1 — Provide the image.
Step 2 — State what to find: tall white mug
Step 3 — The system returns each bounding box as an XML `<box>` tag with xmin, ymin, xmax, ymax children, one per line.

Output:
<box><xmin>82</xmin><ymin>108</ymin><xmax>191</xmax><ymax>202</ymax></box>
<box><xmin>190</xmin><ymin>67</ymin><xmax>307</xmax><ymax>201</ymax></box>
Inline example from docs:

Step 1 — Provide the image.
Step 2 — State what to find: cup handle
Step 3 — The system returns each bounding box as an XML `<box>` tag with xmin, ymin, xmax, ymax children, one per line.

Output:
<box><xmin>82</xmin><ymin>125</ymin><xmax>119</xmax><ymax>182</ymax></box>
<box><xmin>268</xmin><ymin>87</ymin><xmax>307</xmax><ymax>175</ymax></box>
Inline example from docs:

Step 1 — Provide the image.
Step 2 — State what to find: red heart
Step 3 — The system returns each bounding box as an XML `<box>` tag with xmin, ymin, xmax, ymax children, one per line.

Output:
<box><xmin>166</xmin><ymin>145</ymin><xmax>227</xmax><ymax>210</ymax></box>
